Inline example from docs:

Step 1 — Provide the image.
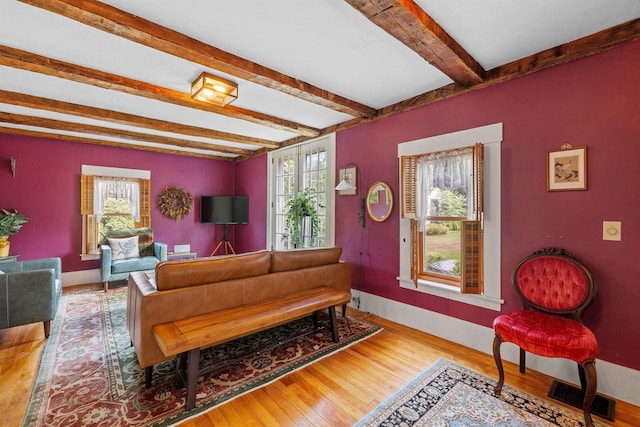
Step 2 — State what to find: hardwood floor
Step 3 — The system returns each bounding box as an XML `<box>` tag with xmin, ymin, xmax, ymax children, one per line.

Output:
<box><xmin>2</xmin><ymin>284</ymin><xmax>638</xmax><ymax>426</ymax></box>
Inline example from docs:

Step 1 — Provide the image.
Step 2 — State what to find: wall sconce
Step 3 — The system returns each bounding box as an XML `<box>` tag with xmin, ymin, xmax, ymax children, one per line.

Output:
<box><xmin>191</xmin><ymin>72</ymin><xmax>238</xmax><ymax>107</ymax></box>
<box><xmin>335</xmin><ymin>162</ymin><xmax>365</xmax><ymax>228</ymax></box>
<box><xmin>10</xmin><ymin>156</ymin><xmax>15</xmax><ymax>177</ymax></box>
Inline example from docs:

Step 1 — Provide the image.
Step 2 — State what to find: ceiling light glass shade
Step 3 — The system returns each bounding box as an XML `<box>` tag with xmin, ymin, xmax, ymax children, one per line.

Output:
<box><xmin>191</xmin><ymin>72</ymin><xmax>238</xmax><ymax>106</ymax></box>
<box><xmin>335</xmin><ymin>177</ymin><xmax>356</xmax><ymax>191</ymax></box>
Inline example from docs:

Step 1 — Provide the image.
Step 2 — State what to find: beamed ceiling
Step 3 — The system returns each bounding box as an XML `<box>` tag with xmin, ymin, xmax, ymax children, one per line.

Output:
<box><xmin>1</xmin><ymin>0</ymin><xmax>640</xmax><ymax>161</ymax></box>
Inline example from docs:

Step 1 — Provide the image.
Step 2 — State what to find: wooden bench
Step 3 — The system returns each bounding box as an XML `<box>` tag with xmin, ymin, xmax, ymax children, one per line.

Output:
<box><xmin>152</xmin><ymin>286</ymin><xmax>351</xmax><ymax>410</ymax></box>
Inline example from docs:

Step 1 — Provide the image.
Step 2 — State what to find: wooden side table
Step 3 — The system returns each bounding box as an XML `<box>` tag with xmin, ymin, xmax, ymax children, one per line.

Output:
<box><xmin>166</xmin><ymin>252</ymin><xmax>197</xmax><ymax>261</ymax></box>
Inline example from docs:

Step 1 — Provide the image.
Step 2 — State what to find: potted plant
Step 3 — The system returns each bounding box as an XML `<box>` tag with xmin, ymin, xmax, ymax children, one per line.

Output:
<box><xmin>0</xmin><ymin>209</ymin><xmax>29</xmax><ymax>257</ymax></box>
<box><xmin>283</xmin><ymin>189</ymin><xmax>320</xmax><ymax>249</ymax></box>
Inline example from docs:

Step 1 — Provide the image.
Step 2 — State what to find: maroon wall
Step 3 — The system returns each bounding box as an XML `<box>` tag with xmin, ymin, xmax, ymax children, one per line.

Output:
<box><xmin>0</xmin><ymin>135</ymin><xmax>235</xmax><ymax>271</ymax></box>
<box><xmin>335</xmin><ymin>40</ymin><xmax>640</xmax><ymax>370</ymax></box>
<box><xmin>234</xmin><ymin>154</ymin><xmax>268</xmax><ymax>253</ymax></box>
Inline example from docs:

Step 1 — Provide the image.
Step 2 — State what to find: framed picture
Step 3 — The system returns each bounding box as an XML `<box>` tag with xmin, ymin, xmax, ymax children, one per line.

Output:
<box><xmin>547</xmin><ymin>146</ymin><xmax>587</xmax><ymax>191</ymax></box>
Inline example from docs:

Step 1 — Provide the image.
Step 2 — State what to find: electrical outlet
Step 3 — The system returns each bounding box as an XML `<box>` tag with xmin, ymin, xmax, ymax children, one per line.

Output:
<box><xmin>603</xmin><ymin>221</ymin><xmax>621</xmax><ymax>241</ymax></box>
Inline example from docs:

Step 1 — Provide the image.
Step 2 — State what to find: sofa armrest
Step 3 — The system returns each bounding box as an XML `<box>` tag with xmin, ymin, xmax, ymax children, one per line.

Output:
<box><xmin>5</xmin><ymin>269</ymin><xmax>59</xmax><ymax>325</ymax></box>
<box><xmin>21</xmin><ymin>257</ymin><xmax>62</xmax><ymax>282</ymax></box>
<box><xmin>100</xmin><ymin>244</ymin><xmax>112</xmax><ymax>280</ymax></box>
<box><xmin>154</xmin><ymin>242</ymin><xmax>168</xmax><ymax>261</ymax></box>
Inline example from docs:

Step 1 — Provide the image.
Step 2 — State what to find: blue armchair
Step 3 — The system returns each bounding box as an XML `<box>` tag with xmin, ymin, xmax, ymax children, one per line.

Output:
<box><xmin>0</xmin><ymin>257</ymin><xmax>62</xmax><ymax>338</ymax></box>
<box><xmin>100</xmin><ymin>228</ymin><xmax>167</xmax><ymax>292</ymax></box>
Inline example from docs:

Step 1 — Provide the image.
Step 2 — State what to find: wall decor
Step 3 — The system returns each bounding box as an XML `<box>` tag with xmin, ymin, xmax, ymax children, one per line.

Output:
<box><xmin>547</xmin><ymin>144</ymin><xmax>587</xmax><ymax>191</ymax></box>
<box><xmin>158</xmin><ymin>186</ymin><xmax>193</xmax><ymax>220</ymax></box>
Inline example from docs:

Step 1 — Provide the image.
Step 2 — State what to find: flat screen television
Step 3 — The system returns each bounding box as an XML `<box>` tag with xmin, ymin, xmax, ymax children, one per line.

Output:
<box><xmin>200</xmin><ymin>196</ymin><xmax>249</xmax><ymax>224</ymax></box>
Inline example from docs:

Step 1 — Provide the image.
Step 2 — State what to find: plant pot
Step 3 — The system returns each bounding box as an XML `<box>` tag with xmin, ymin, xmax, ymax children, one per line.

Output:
<box><xmin>0</xmin><ymin>236</ymin><xmax>9</xmax><ymax>257</ymax></box>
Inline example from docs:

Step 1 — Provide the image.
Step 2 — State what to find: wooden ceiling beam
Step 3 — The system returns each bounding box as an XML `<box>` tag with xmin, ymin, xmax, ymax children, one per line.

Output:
<box><xmin>346</xmin><ymin>0</ymin><xmax>485</xmax><ymax>85</ymax></box>
<box><xmin>0</xmin><ymin>126</ymin><xmax>232</xmax><ymax>161</ymax></box>
<box><xmin>378</xmin><ymin>17</ymin><xmax>640</xmax><ymax>118</ymax></box>
<box><xmin>0</xmin><ymin>90</ymin><xmax>280</xmax><ymax>149</ymax></box>
<box><xmin>19</xmin><ymin>0</ymin><xmax>377</xmax><ymax>118</ymax></box>
<box><xmin>0</xmin><ymin>45</ymin><xmax>319</xmax><ymax>138</ymax></box>
<box><xmin>0</xmin><ymin>112</ymin><xmax>253</xmax><ymax>157</ymax></box>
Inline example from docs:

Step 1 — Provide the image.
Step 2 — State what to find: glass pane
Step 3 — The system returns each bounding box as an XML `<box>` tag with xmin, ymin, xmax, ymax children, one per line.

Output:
<box><xmin>98</xmin><ymin>214</ymin><xmax>135</xmax><ymax>243</ymax></box>
<box><xmin>423</xmin><ymin>219</ymin><xmax>462</xmax><ymax>278</ymax></box>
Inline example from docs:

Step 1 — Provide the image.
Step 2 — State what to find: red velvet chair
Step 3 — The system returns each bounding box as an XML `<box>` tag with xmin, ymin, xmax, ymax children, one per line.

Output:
<box><xmin>493</xmin><ymin>248</ymin><xmax>599</xmax><ymax>427</ymax></box>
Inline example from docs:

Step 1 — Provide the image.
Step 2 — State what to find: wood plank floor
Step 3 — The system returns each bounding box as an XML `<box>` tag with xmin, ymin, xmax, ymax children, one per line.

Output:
<box><xmin>2</xmin><ymin>284</ymin><xmax>638</xmax><ymax>426</ymax></box>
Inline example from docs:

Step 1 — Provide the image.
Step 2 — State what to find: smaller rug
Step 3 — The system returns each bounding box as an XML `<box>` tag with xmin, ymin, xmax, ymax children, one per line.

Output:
<box><xmin>355</xmin><ymin>359</ymin><xmax>601</xmax><ymax>427</ymax></box>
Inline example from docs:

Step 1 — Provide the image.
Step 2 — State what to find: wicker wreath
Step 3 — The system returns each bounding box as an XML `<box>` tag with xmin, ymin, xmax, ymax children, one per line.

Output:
<box><xmin>157</xmin><ymin>186</ymin><xmax>193</xmax><ymax>221</ymax></box>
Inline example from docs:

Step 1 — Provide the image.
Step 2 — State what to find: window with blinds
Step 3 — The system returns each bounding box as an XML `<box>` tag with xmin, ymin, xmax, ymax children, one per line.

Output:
<box><xmin>401</xmin><ymin>143</ymin><xmax>484</xmax><ymax>294</ymax></box>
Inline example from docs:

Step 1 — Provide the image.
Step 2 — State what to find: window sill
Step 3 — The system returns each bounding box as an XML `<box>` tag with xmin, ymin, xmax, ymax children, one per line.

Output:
<box><xmin>397</xmin><ymin>276</ymin><xmax>503</xmax><ymax>311</ymax></box>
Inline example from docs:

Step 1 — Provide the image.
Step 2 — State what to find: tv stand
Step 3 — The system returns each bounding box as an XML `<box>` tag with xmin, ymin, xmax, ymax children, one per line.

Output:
<box><xmin>210</xmin><ymin>224</ymin><xmax>236</xmax><ymax>256</ymax></box>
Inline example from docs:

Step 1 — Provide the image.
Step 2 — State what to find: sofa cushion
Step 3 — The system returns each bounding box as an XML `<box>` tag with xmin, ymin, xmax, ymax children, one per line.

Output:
<box><xmin>108</xmin><ymin>236</ymin><xmax>140</xmax><ymax>260</ymax></box>
<box><xmin>111</xmin><ymin>256</ymin><xmax>159</xmax><ymax>274</ymax></box>
<box><xmin>106</xmin><ymin>228</ymin><xmax>154</xmax><ymax>257</ymax></box>
<box><xmin>270</xmin><ymin>247</ymin><xmax>342</xmax><ymax>272</ymax></box>
<box><xmin>155</xmin><ymin>250</ymin><xmax>271</xmax><ymax>291</ymax></box>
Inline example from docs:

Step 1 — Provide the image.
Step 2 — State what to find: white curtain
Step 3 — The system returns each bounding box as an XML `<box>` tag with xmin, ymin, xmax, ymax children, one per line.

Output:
<box><xmin>94</xmin><ymin>177</ymin><xmax>140</xmax><ymax>221</ymax></box>
<box><xmin>416</xmin><ymin>147</ymin><xmax>473</xmax><ymax>230</ymax></box>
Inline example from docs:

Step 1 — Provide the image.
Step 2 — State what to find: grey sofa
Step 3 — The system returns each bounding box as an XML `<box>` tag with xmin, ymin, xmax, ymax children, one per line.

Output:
<box><xmin>0</xmin><ymin>257</ymin><xmax>62</xmax><ymax>338</ymax></box>
<box><xmin>100</xmin><ymin>228</ymin><xmax>167</xmax><ymax>292</ymax></box>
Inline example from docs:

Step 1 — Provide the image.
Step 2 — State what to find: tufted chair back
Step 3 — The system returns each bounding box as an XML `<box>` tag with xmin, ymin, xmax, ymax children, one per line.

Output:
<box><xmin>512</xmin><ymin>248</ymin><xmax>596</xmax><ymax>321</ymax></box>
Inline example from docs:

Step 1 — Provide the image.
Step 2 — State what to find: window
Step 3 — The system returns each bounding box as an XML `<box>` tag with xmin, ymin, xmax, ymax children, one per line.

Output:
<box><xmin>402</xmin><ymin>145</ymin><xmax>483</xmax><ymax>292</ymax></box>
<box><xmin>80</xmin><ymin>166</ymin><xmax>150</xmax><ymax>258</ymax></box>
<box><xmin>398</xmin><ymin>124</ymin><xmax>503</xmax><ymax>311</ymax></box>
<box><xmin>267</xmin><ymin>135</ymin><xmax>336</xmax><ymax>250</ymax></box>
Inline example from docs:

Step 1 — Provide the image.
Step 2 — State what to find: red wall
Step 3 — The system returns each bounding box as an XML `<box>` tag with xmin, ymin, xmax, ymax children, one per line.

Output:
<box><xmin>2</xmin><ymin>40</ymin><xmax>638</xmax><ymax>371</ymax></box>
<box><xmin>0</xmin><ymin>136</ymin><xmax>235</xmax><ymax>271</ymax></box>
<box><xmin>335</xmin><ymin>40</ymin><xmax>640</xmax><ymax>370</ymax></box>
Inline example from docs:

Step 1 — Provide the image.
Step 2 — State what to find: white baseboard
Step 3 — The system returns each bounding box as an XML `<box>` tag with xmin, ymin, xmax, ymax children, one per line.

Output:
<box><xmin>62</xmin><ymin>269</ymin><xmax>100</xmax><ymax>287</ymax></box>
<box><xmin>350</xmin><ymin>290</ymin><xmax>640</xmax><ymax>407</ymax></box>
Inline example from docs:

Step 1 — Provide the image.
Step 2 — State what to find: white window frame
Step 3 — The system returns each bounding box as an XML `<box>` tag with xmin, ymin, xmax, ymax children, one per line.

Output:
<box><xmin>397</xmin><ymin>123</ymin><xmax>503</xmax><ymax>311</ymax></box>
<box><xmin>80</xmin><ymin>165</ymin><xmax>150</xmax><ymax>261</ymax></box>
<box><xmin>267</xmin><ymin>134</ymin><xmax>336</xmax><ymax>250</ymax></box>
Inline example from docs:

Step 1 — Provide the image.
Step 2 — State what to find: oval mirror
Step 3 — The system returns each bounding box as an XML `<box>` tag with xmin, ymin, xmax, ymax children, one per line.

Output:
<box><xmin>366</xmin><ymin>181</ymin><xmax>393</xmax><ymax>222</ymax></box>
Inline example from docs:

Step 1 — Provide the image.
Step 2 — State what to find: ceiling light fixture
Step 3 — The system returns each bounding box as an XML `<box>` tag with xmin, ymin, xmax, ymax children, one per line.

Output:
<box><xmin>190</xmin><ymin>72</ymin><xmax>238</xmax><ymax>107</ymax></box>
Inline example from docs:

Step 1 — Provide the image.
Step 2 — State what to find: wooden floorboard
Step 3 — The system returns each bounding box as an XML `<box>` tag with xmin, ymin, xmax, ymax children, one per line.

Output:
<box><xmin>1</xmin><ymin>284</ymin><xmax>638</xmax><ymax>426</ymax></box>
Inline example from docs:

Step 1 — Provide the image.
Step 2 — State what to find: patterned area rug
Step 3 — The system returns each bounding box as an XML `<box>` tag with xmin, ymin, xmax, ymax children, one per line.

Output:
<box><xmin>356</xmin><ymin>359</ymin><xmax>601</xmax><ymax>427</ymax></box>
<box><xmin>23</xmin><ymin>288</ymin><xmax>381</xmax><ymax>426</ymax></box>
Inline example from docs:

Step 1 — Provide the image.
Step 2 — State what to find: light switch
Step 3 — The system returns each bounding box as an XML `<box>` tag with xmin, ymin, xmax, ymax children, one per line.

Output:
<box><xmin>603</xmin><ymin>221</ymin><xmax>621</xmax><ymax>241</ymax></box>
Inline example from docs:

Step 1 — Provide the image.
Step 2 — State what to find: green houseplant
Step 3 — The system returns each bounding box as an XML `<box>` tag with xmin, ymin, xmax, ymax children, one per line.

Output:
<box><xmin>283</xmin><ymin>189</ymin><xmax>320</xmax><ymax>249</ymax></box>
<box><xmin>0</xmin><ymin>209</ymin><xmax>29</xmax><ymax>257</ymax></box>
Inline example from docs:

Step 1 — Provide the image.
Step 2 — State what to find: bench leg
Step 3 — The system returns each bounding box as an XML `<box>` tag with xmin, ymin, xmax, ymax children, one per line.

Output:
<box><xmin>341</xmin><ymin>303</ymin><xmax>347</xmax><ymax>317</ymax></box>
<box><xmin>328</xmin><ymin>306</ymin><xmax>339</xmax><ymax>343</ymax></box>
<box><xmin>145</xmin><ymin>366</ymin><xmax>153</xmax><ymax>388</ymax></box>
<box><xmin>185</xmin><ymin>347</ymin><xmax>201</xmax><ymax>411</ymax></box>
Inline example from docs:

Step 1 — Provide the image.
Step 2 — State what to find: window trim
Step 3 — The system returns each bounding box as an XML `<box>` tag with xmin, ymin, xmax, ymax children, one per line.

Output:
<box><xmin>80</xmin><ymin>165</ymin><xmax>150</xmax><ymax>261</ymax></box>
<box><xmin>397</xmin><ymin>123</ymin><xmax>503</xmax><ymax>311</ymax></box>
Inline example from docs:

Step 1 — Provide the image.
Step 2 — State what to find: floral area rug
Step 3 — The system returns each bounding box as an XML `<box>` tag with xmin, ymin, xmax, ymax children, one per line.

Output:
<box><xmin>23</xmin><ymin>287</ymin><xmax>381</xmax><ymax>426</ymax></box>
<box><xmin>355</xmin><ymin>359</ymin><xmax>604</xmax><ymax>427</ymax></box>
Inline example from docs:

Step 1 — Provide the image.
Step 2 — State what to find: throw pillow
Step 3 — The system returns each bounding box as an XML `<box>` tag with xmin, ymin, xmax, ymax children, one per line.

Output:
<box><xmin>108</xmin><ymin>236</ymin><xmax>140</xmax><ymax>260</ymax></box>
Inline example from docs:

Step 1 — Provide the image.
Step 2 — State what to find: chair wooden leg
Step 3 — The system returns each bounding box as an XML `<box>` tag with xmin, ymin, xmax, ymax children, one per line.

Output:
<box><xmin>492</xmin><ymin>334</ymin><xmax>505</xmax><ymax>395</ymax></box>
<box><xmin>103</xmin><ymin>282</ymin><xmax>109</xmax><ymax>292</ymax></box>
<box><xmin>43</xmin><ymin>320</ymin><xmax>51</xmax><ymax>338</ymax></box>
<box><xmin>519</xmin><ymin>348</ymin><xmax>526</xmax><ymax>373</ymax></box>
<box><xmin>580</xmin><ymin>360</ymin><xmax>597</xmax><ymax>427</ymax></box>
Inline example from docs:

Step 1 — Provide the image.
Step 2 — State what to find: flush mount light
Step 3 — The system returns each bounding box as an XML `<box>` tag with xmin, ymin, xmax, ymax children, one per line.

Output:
<box><xmin>190</xmin><ymin>72</ymin><xmax>238</xmax><ymax>107</ymax></box>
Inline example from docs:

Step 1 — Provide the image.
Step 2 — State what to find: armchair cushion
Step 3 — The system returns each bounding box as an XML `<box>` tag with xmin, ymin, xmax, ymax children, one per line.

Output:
<box><xmin>493</xmin><ymin>310</ymin><xmax>599</xmax><ymax>363</ymax></box>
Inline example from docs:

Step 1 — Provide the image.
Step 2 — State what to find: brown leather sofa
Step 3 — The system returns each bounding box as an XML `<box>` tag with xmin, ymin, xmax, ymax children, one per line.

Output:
<box><xmin>127</xmin><ymin>246</ymin><xmax>350</xmax><ymax>382</ymax></box>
